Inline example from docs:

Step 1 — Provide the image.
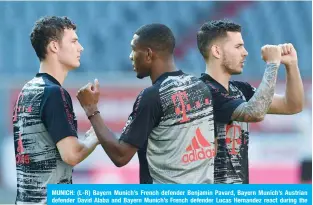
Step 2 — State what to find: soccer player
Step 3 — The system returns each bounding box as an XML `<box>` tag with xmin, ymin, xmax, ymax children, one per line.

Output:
<box><xmin>197</xmin><ymin>19</ymin><xmax>304</xmax><ymax>184</ymax></box>
<box><xmin>13</xmin><ymin>16</ymin><xmax>99</xmax><ymax>204</ymax></box>
<box><xmin>76</xmin><ymin>24</ymin><xmax>215</xmax><ymax>184</ymax></box>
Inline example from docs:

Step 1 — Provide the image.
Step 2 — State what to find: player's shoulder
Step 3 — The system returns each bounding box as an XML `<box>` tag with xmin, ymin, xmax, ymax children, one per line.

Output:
<box><xmin>184</xmin><ymin>72</ymin><xmax>206</xmax><ymax>83</ymax></box>
<box><xmin>199</xmin><ymin>73</ymin><xmax>218</xmax><ymax>86</ymax></box>
<box><xmin>138</xmin><ymin>84</ymin><xmax>160</xmax><ymax>101</ymax></box>
<box><xmin>44</xmin><ymin>84</ymin><xmax>71</xmax><ymax>99</ymax></box>
<box><xmin>45</xmin><ymin>84</ymin><xmax>63</xmax><ymax>93</ymax></box>
<box><xmin>160</xmin><ymin>71</ymin><xmax>205</xmax><ymax>88</ymax></box>
<box><xmin>199</xmin><ymin>73</ymin><xmax>222</xmax><ymax>94</ymax></box>
<box><xmin>156</xmin><ymin>70</ymin><xmax>201</xmax><ymax>85</ymax></box>
<box><xmin>132</xmin><ymin>86</ymin><xmax>160</xmax><ymax>111</ymax></box>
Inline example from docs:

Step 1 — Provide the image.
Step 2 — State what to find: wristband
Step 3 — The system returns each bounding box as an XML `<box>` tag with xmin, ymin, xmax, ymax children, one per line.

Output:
<box><xmin>88</xmin><ymin>111</ymin><xmax>100</xmax><ymax>120</ymax></box>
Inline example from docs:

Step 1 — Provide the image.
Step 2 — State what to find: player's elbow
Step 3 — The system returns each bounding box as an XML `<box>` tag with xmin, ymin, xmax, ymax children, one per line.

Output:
<box><xmin>114</xmin><ymin>162</ymin><xmax>125</xmax><ymax>168</ymax></box>
<box><xmin>63</xmin><ymin>159</ymin><xmax>79</xmax><ymax>167</ymax></box>
<box><xmin>289</xmin><ymin>107</ymin><xmax>303</xmax><ymax>114</ymax></box>
<box><xmin>291</xmin><ymin>103</ymin><xmax>304</xmax><ymax>114</ymax></box>
<box><xmin>113</xmin><ymin>156</ymin><xmax>131</xmax><ymax>167</ymax></box>
<box><xmin>285</xmin><ymin>97</ymin><xmax>304</xmax><ymax>114</ymax></box>
<box><xmin>61</xmin><ymin>153</ymin><xmax>81</xmax><ymax>167</ymax></box>
<box><xmin>56</xmin><ymin>136</ymin><xmax>85</xmax><ymax>167</ymax></box>
<box><xmin>243</xmin><ymin>114</ymin><xmax>265</xmax><ymax>122</ymax></box>
<box><xmin>253</xmin><ymin>116</ymin><xmax>265</xmax><ymax>122</ymax></box>
<box><xmin>284</xmin><ymin>103</ymin><xmax>304</xmax><ymax>115</ymax></box>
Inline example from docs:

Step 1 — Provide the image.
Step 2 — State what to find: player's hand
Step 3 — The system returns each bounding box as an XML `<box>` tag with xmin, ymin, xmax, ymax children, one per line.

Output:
<box><xmin>85</xmin><ymin>127</ymin><xmax>96</xmax><ymax>138</ymax></box>
<box><xmin>84</xmin><ymin>126</ymin><xmax>100</xmax><ymax>144</ymax></box>
<box><xmin>261</xmin><ymin>45</ymin><xmax>282</xmax><ymax>64</ymax></box>
<box><xmin>76</xmin><ymin>79</ymin><xmax>100</xmax><ymax>114</ymax></box>
<box><xmin>279</xmin><ymin>43</ymin><xmax>298</xmax><ymax>66</ymax></box>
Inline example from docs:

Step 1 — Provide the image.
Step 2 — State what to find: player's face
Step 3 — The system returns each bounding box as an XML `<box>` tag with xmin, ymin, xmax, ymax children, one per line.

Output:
<box><xmin>129</xmin><ymin>34</ymin><xmax>151</xmax><ymax>79</ymax></box>
<box><xmin>57</xmin><ymin>29</ymin><xmax>84</xmax><ymax>70</ymax></box>
<box><xmin>221</xmin><ymin>32</ymin><xmax>248</xmax><ymax>75</ymax></box>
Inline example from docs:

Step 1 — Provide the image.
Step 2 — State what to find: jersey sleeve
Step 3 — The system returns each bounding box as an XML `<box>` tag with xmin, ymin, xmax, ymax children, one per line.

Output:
<box><xmin>211</xmin><ymin>88</ymin><xmax>246</xmax><ymax>124</ymax></box>
<box><xmin>232</xmin><ymin>81</ymin><xmax>256</xmax><ymax>101</ymax></box>
<box><xmin>41</xmin><ymin>86</ymin><xmax>78</xmax><ymax>144</ymax></box>
<box><xmin>119</xmin><ymin>87</ymin><xmax>162</xmax><ymax>149</ymax></box>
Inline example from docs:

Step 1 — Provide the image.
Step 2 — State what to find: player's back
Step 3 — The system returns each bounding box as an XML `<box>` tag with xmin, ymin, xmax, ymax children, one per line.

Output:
<box><xmin>147</xmin><ymin>70</ymin><xmax>215</xmax><ymax>183</ymax></box>
<box><xmin>13</xmin><ymin>73</ymin><xmax>74</xmax><ymax>204</ymax></box>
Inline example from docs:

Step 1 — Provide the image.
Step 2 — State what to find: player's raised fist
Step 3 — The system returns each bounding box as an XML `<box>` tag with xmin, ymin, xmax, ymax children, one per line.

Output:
<box><xmin>279</xmin><ymin>43</ymin><xmax>298</xmax><ymax>66</ymax></box>
<box><xmin>76</xmin><ymin>79</ymin><xmax>100</xmax><ymax>108</ymax></box>
<box><xmin>261</xmin><ymin>45</ymin><xmax>282</xmax><ymax>64</ymax></box>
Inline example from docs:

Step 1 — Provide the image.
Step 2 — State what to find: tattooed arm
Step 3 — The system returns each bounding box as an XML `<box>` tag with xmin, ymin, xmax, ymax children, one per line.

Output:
<box><xmin>231</xmin><ymin>63</ymin><xmax>279</xmax><ymax>122</ymax></box>
<box><xmin>267</xmin><ymin>44</ymin><xmax>304</xmax><ymax>114</ymax></box>
<box><xmin>231</xmin><ymin>45</ymin><xmax>282</xmax><ymax>122</ymax></box>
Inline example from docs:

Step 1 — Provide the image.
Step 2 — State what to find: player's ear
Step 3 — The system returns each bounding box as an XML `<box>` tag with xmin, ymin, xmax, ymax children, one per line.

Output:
<box><xmin>211</xmin><ymin>45</ymin><xmax>221</xmax><ymax>59</ymax></box>
<box><xmin>146</xmin><ymin>48</ymin><xmax>153</xmax><ymax>63</ymax></box>
<box><xmin>48</xmin><ymin>40</ymin><xmax>59</xmax><ymax>54</ymax></box>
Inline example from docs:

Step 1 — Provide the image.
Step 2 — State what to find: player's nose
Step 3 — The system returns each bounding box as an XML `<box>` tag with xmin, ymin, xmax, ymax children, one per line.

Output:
<box><xmin>243</xmin><ymin>47</ymin><xmax>248</xmax><ymax>56</ymax></box>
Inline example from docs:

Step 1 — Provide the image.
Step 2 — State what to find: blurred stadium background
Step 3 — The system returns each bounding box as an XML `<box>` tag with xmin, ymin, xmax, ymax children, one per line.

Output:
<box><xmin>0</xmin><ymin>1</ymin><xmax>311</xmax><ymax>203</ymax></box>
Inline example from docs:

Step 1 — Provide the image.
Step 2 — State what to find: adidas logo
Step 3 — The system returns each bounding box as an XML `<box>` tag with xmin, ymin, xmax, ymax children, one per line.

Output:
<box><xmin>182</xmin><ymin>128</ymin><xmax>215</xmax><ymax>163</ymax></box>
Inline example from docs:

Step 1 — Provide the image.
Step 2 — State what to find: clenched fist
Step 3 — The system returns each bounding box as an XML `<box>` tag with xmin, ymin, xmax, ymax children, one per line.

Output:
<box><xmin>76</xmin><ymin>79</ymin><xmax>100</xmax><ymax>111</ymax></box>
<box><xmin>279</xmin><ymin>43</ymin><xmax>298</xmax><ymax>66</ymax></box>
<box><xmin>261</xmin><ymin>45</ymin><xmax>282</xmax><ymax>64</ymax></box>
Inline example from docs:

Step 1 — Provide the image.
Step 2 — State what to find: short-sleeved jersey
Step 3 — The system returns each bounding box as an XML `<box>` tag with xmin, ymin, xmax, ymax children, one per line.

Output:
<box><xmin>200</xmin><ymin>73</ymin><xmax>256</xmax><ymax>184</ymax></box>
<box><xmin>120</xmin><ymin>70</ymin><xmax>215</xmax><ymax>184</ymax></box>
<box><xmin>13</xmin><ymin>73</ymin><xmax>78</xmax><ymax>204</ymax></box>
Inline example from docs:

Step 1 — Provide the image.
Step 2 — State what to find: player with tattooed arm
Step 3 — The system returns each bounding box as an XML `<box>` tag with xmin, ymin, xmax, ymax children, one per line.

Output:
<box><xmin>197</xmin><ymin>19</ymin><xmax>304</xmax><ymax>184</ymax></box>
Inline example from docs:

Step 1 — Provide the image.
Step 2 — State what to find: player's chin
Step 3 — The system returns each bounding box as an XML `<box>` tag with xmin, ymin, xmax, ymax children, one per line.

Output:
<box><xmin>136</xmin><ymin>71</ymin><xmax>149</xmax><ymax>79</ymax></box>
<box><xmin>76</xmin><ymin>60</ymin><xmax>81</xmax><ymax>67</ymax></box>
<box><xmin>136</xmin><ymin>73</ymin><xmax>145</xmax><ymax>79</ymax></box>
<box><xmin>70</xmin><ymin>61</ymin><xmax>81</xmax><ymax>69</ymax></box>
<box><xmin>232</xmin><ymin>69</ymin><xmax>243</xmax><ymax>75</ymax></box>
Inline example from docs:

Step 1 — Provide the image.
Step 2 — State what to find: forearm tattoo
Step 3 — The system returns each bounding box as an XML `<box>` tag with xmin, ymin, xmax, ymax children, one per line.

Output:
<box><xmin>232</xmin><ymin>63</ymin><xmax>280</xmax><ymax>122</ymax></box>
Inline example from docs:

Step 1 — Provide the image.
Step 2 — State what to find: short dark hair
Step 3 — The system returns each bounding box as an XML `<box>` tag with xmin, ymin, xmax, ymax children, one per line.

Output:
<box><xmin>30</xmin><ymin>16</ymin><xmax>76</xmax><ymax>61</ymax></box>
<box><xmin>135</xmin><ymin>23</ymin><xmax>175</xmax><ymax>54</ymax></box>
<box><xmin>197</xmin><ymin>19</ymin><xmax>241</xmax><ymax>59</ymax></box>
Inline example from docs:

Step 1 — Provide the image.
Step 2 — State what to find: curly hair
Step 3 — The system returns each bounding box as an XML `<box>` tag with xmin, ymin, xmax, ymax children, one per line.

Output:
<box><xmin>30</xmin><ymin>16</ymin><xmax>76</xmax><ymax>61</ymax></box>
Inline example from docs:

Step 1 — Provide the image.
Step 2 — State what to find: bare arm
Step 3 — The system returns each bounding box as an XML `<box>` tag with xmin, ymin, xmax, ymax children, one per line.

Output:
<box><xmin>75</xmin><ymin>80</ymin><xmax>139</xmax><ymax>167</ymax></box>
<box><xmin>85</xmin><ymin>106</ymin><xmax>138</xmax><ymax>167</ymax></box>
<box><xmin>76</xmin><ymin>80</ymin><xmax>160</xmax><ymax>167</ymax></box>
<box><xmin>90</xmin><ymin>113</ymin><xmax>137</xmax><ymax>167</ymax></box>
<box><xmin>268</xmin><ymin>44</ymin><xmax>304</xmax><ymax>114</ymax></box>
<box><xmin>56</xmin><ymin>129</ymin><xmax>99</xmax><ymax>166</ymax></box>
<box><xmin>231</xmin><ymin>62</ymin><xmax>280</xmax><ymax>122</ymax></box>
<box><xmin>42</xmin><ymin>86</ymin><xmax>99</xmax><ymax>167</ymax></box>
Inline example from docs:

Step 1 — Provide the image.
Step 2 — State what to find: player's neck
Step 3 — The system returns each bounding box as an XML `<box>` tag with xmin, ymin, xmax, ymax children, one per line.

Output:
<box><xmin>205</xmin><ymin>62</ymin><xmax>231</xmax><ymax>92</ymax></box>
<box><xmin>150</xmin><ymin>58</ymin><xmax>177</xmax><ymax>84</ymax></box>
<box><xmin>39</xmin><ymin>59</ymin><xmax>69</xmax><ymax>86</ymax></box>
